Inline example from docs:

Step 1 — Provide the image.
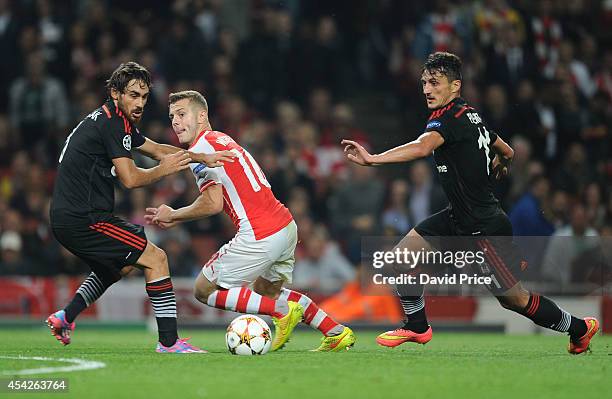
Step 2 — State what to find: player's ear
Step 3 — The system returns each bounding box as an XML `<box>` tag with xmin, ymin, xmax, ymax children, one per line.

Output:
<box><xmin>198</xmin><ymin>108</ymin><xmax>207</xmax><ymax>123</ymax></box>
<box><xmin>110</xmin><ymin>88</ymin><xmax>120</xmax><ymax>101</ymax></box>
<box><xmin>451</xmin><ymin>79</ymin><xmax>462</xmax><ymax>95</ymax></box>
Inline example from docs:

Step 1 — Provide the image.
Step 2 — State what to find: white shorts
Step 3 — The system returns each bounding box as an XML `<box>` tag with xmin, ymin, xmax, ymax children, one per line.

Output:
<box><xmin>202</xmin><ymin>221</ymin><xmax>297</xmax><ymax>289</ymax></box>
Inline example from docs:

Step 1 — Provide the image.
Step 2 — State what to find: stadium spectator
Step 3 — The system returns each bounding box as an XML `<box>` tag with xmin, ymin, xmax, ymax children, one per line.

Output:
<box><xmin>408</xmin><ymin>160</ymin><xmax>447</xmax><ymax>225</ymax></box>
<box><xmin>509</xmin><ymin>175</ymin><xmax>554</xmax><ymax>236</ymax></box>
<box><xmin>382</xmin><ymin>179</ymin><xmax>412</xmax><ymax>235</ymax></box>
<box><xmin>292</xmin><ymin>224</ymin><xmax>355</xmax><ymax>293</ymax></box>
<box><xmin>542</xmin><ymin>204</ymin><xmax>599</xmax><ymax>285</ymax></box>
<box><xmin>9</xmin><ymin>51</ymin><xmax>69</xmax><ymax>163</ymax></box>
<box><xmin>328</xmin><ymin>162</ymin><xmax>385</xmax><ymax>263</ymax></box>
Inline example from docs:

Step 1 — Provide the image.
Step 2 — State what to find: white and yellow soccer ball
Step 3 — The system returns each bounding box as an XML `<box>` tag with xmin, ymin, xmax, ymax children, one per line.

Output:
<box><xmin>225</xmin><ymin>315</ymin><xmax>272</xmax><ymax>355</ymax></box>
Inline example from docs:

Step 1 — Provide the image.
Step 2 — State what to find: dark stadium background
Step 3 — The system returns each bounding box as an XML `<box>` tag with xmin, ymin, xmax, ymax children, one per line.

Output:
<box><xmin>0</xmin><ymin>0</ymin><xmax>610</xmax><ymax>331</ymax></box>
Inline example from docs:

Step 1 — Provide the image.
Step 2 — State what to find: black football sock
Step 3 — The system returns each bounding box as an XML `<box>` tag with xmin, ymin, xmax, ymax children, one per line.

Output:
<box><xmin>64</xmin><ymin>272</ymin><xmax>114</xmax><ymax>323</ymax></box>
<box><xmin>520</xmin><ymin>293</ymin><xmax>588</xmax><ymax>338</ymax></box>
<box><xmin>399</xmin><ymin>295</ymin><xmax>429</xmax><ymax>333</ymax></box>
<box><xmin>396</xmin><ymin>283</ymin><xmax>429</xmax><ymax>333</ymax></box>
<box><xmin>146</xmin><ymin>276</ymin><xmax>178</xmax><ymax>347</ymax></box>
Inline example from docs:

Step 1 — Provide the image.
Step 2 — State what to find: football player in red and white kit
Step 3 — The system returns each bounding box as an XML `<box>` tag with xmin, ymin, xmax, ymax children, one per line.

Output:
<box><xmin>145</xmin><ymin>90</ymin><xmax>355</xmax><ymax>352</ymax></box>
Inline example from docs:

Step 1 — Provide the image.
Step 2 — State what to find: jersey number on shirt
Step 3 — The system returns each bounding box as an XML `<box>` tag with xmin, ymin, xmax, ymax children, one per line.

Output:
<box><xmin>231</xmin><ymin>148</ymin><xmax>271</xmax><ymax>191</ymax></box>
<box><xmin>477</xmin><ymin>126</ymin><xmax>491</xmax><ymax>175</ymax></box>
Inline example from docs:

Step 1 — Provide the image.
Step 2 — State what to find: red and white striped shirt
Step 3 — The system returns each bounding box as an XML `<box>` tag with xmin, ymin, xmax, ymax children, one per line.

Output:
<box><xmin>189</xmin><ymin>130</ymin><xmax>293</xmax><ymax>240</ymax></box>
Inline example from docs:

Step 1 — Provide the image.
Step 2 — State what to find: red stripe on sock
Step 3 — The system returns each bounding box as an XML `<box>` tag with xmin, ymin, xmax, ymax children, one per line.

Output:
<box><xmin>215</xmin><ymin>290</ymin><xmax>229</xmax><ymax>308</ymax></box>
<box><xmin>235</xmin><ymin>287</ymin><xmax>252</xmax><ymax>313</ymax></box>
<box><xmin>303</xmin><ymin>303</ymin><xmax>318</xmax><ymax>324</ymax></box>
<box><xmin>287</xmin><ymin>291</ymin><xmax>302</xmax><ymax>302</ymax></box>
<box><xmin>146</xmin><ymin>283</ymin><xmax>173</xmax><ymax>292</ymax></box>
<box><xmin>258</xmin><ymin>296</ymin><xmax>283</xmax><ymax>318</ymax></box>
<box><xmin>317</xmin><ymin>316</ymin><xmax>339</xmax><ymax>335</ymax></box>
<box><xmin>527</xmin><ymin>294</ymin><xmax>540</xmax><ymax>317</ymax></box>
<box><xmin>90</xmin><ymin>226</ymin><xmax>144</xmax><ymax>250</ymax></box>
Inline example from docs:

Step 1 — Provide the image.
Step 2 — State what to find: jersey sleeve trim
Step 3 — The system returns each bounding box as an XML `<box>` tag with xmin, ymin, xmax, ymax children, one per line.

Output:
<box><xmin>199</xmin><ymin>180</ymin><xmax>218</xmax><ymax>192</ymax></box>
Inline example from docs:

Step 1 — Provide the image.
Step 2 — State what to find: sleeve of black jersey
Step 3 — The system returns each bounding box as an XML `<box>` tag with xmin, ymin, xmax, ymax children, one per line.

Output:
<box><xmin>101</xmin><ymin>117</ymin><xmax>134</xmax><ymax>159</ymax></box>
<box><xmin>488</xmin><ymin>129</ymin><xmax>499</xmax><ymax>144</ymax></box>
<box><xmin>132</xmin><ymin>127</ymin><xmax>146</xmax><ymax>148</ymax></box>
<box><xmin>424</xmin><ymin>113</ymin><xmax>454</xmax><ymax>143</ymax></box>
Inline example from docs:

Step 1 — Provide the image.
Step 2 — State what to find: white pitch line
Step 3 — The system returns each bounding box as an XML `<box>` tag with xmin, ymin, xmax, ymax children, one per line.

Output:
<box><xmin>0</xmin><ymin>356</ymin><xmax>106</xmax><ymax>376</ymax></box>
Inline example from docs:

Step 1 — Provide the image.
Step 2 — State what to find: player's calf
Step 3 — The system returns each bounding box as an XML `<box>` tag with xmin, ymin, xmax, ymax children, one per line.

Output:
<box><xmin>194</xmin><ymin>273</ymin><xmax>289</xmax><ymax>318</ymax></box>
<box><xmin>498</xmin><ymin>284</ymin><xmax>597</xmax><ymax>353</ymax></box>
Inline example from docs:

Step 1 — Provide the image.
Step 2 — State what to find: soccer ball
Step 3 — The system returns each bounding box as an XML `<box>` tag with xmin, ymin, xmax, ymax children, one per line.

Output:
<box><xmin>225</xmin><ymin>315</ymin><xmax>272</xmax><ymax>355</ymax></box>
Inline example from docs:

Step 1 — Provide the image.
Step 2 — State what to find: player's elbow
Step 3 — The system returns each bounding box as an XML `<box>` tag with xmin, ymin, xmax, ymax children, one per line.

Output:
<box><xmin>211</xmin><ymin>198</ymin><xmax>224</xmax><ymax>214</ymax></box>
<box><xmin>120</xmin><ymin>175</ymin><xmax>140</xmax><ymax>189</ymax></box>
<box><xmin>415</xmin><ymin>143</ymin><xmax>433</xmax><ymax>158</ymax></box>
<box><xmin>117</xmin><ymin>175</ymin><xmax>135</xmax><ymax>189</ymax></box>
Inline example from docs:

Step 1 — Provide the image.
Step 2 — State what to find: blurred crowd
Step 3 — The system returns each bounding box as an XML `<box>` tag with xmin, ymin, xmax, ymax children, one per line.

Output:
<box><xmin>0</xmin><ymin>0</ymin><xmax>610</xmax><ymax>291</ymax></box>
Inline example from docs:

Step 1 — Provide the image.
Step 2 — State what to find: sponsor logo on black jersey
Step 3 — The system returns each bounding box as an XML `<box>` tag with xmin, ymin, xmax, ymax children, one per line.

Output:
<box><xmin>426</xmin><ymin>120</ymin><xmax>442</xmax><ymax>129</ymax></box>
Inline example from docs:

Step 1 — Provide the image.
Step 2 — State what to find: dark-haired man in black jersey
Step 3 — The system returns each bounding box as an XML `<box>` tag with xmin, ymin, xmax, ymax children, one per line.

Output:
<box><xmin>48</xmin><ymin>62</ymin><xmax>233</xmax><ymax>353</ymax></box>
<box><xmin>343</xmin><ymin>52</ymin><xmax>598</xmax><ymax>355</ymax></box>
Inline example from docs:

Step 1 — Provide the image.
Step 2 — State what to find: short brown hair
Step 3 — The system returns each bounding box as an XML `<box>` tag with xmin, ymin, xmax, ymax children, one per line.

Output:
<box><xmin>168</xmin><ymin>90</ymin><xmax>208</xmax><ymax>111</ymax></box>
<box><xmin>422</xmin><ymin>52</ymin><xmax>463</xmax><ymax>82</ymax></box>
<box><xmin>106</xmin><ymin>62</ymin><xmax>152</xmax><ymax>95</ymax></box>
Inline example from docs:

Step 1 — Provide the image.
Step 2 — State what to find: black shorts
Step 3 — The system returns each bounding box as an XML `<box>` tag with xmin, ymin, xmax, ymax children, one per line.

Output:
<box><xmin>414</xmin><ymin>208</ymin><xmax>525</xmax><ymax>294</ymax></box>
<box><xmin>52</xmin><ymin>213</ymin><xmax>147</xmax><ymax>280</ymax></box>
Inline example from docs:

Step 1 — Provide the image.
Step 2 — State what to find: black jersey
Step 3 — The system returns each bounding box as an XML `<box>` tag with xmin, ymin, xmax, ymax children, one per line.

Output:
<box><xmin>50</xmin><ymin>99</ymin><xmax>145</xmax><ymax>226</ymax></box>
<box><xmin>424</xmin><ymin>97</ymin><xmax>501</xmax><ymax>232</ymax></box>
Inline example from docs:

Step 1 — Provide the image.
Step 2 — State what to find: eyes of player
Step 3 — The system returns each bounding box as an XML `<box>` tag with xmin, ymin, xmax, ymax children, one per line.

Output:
<box><xmin>168</xmin><ymin>112</ymin><xmax>185</xmax><ymax>121</ymax></box>
<box><xmin>421</xmin><ymin>79</ymin><xmax>438</xmax><ymax>88</ymax></box>
<box><xmin>128</xmin><ymin>91</ymin><xmax>149</xmax><ymax>100</ymax></box>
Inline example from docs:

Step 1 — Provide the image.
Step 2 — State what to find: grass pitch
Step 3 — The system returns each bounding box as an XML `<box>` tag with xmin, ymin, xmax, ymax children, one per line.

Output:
<box><xmin>0</xmin><ymin>328</ymin><xmax>610</xmax><ymax>399</ymax></box>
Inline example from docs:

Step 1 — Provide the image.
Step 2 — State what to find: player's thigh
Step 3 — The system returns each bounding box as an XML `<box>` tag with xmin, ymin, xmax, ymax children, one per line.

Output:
<box><xmin>411</xmin><ymin>208</ymin><xmax>457</xmax><ymax>248</ymax></box>
<box><xmin>52</xmin><ymin>219</ymin><xmax>147</xmax><ymax>281</ymax></box>
<box><xmin>473</xmin><ymin>215</ymin><xmax>526</xmax><ymax>296</ymax></box>
<box><xmin>203</xmin><ymin>235</ymin><xmax>273</xmax><ymax>289</ymax></box>
<box><xmin>260</xmin><ymin>221</ymin><xmax>298</xmax><ymax>287</ymax></box>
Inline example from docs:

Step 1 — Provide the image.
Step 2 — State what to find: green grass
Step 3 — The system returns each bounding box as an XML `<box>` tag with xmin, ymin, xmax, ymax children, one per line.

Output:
<box><xmin>0</xmin><ymin>328</ymin><xmax>610</xmax><ymax>399</ymax></box>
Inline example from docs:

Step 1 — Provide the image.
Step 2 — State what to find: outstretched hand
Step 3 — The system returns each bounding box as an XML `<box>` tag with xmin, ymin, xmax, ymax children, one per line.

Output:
<box><xmin>191</xmin><ymin>150</ymin><xmax>236</xmax><ymax>167</ymax></box>
<box><xmin>341</xmin><ymin>139</ymin><xmax>373</xmax><ymax>166</ymax></box>
<box><xmin>491</xmin><ymin>155</ymin><xmax>510</xmax><ymax>180</ymax></box>
<box><xmin>145</xmin><ymin>204</ymin><xmax>178</xmax><ymax>229</ymax></box>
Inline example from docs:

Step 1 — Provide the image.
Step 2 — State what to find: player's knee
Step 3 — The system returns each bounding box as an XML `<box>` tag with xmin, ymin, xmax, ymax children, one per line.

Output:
<box><xmin>253</xmin><ymin>279</ymin><xmax>281</xmax><ymax>299</ymax></box>
<box><xmin>193</xmin><ymin>283</ymin><xmax>216</xmax><ymax>304</ymax></box>
<box><xmin>497</xmin><ymin>295</ymin><xmax>526</xmax><ymax>312</ymax></box>
<box><xmin>194</xmin><ymin>286</ymin><xmax>215</xmax><ymax>304</ymax></box>
<box><xmin>149</xmin><ymin>247</ymin><xmax>168</xmax><ymax>270</ymax></box>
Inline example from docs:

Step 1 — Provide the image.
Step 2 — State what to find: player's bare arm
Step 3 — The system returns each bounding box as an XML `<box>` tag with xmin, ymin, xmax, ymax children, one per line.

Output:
<box><xmin>112</xmin><ymin>150</ymin><xmax>192</xmax><ymax>189</ymax></box>
<box><xmin>342</xmin><ymin>131</ymin><xmax>444</xmax><ymax>166</ymax></box>
<box><xmin>145</xmin><ymin>184</ymin><xmax>223</xmax><ymax>229</ymax></box>
<box><xmin>491</xmin><ymin>135</ymin><xmax>514</xmax><ymax>180</ymax></box>
<box><xmin>136</xmin><ymin>137</ymin><xmax>234</xmax><ymax>167</ymax></box>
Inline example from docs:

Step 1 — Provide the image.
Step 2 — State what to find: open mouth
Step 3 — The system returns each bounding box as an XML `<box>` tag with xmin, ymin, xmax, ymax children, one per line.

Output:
<box><xmin>132</xmin><ymin>110</ymin><xmax>143</xmax><ymax>119</ymax></box>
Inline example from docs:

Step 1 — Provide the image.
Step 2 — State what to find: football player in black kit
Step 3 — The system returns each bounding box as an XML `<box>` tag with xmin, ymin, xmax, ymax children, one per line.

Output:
<box><xmin>48</xmin><ymin>62</ymin><xmax>233</xmax><ymax>353</ymax></box>
<box><xmin>343</xmin><ymin>52</ymin><xmax>598</xmax><ymax>354</ymax></box>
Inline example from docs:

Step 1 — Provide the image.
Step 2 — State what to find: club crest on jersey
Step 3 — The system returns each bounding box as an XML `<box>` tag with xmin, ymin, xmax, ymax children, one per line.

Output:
<box><xmin>123</xmin><ymin>135</ymin><xmax>131</xmax><ymax>151</ymax></box>
<box><xmin>426</xmin><ymin>120</ymin><xmax>441</xmax><ymax>129</ymax></box>
<box><xmin>216</xmin><ymin>136</ymin><xmax>234</xmax><ymax>146</ymax></box>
